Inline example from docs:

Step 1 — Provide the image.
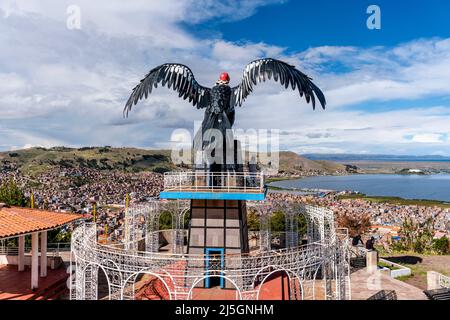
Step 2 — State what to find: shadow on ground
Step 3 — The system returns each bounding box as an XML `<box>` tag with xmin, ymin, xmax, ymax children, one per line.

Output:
<box><xmin>384</xmin><ymin>256</ymin><xmax>423</xmax><ymax>265</ymax></box>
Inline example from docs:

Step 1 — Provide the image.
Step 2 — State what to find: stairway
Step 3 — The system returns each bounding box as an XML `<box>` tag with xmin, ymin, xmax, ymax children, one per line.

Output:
<box><xmin>424</xmin><ymin>288</ymin><xmax>450</xmax><ymax>300</ymax></box>
<box><xmin>28</xmin><ymin>275</ymin><xmax>69</xmax><ymax>300</ymax></box>
<box><xmin>350</xmin><ymin>256</ymin><xmax>366</xmax><ymax>271</ymax></box>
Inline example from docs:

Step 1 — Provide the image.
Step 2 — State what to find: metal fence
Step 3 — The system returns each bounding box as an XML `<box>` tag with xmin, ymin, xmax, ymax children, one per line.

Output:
<box><xmin>439</xmin><ymin>273</ymin><xmax>450</xmax><ymax>288</ymax></box>
<box><xmin>71</xmin><ymin>203</ymin><xmax>352</xmax><ymax>301</ymax></box>
<box><xmin>163</xmin><ymin>171</ymin><xmax>264</xmax><ymax>193</ymax></box>
<box><xmin>0</xmin><ymin>242</ymin><xmax>71</xmax><ymax>257</ymax></box>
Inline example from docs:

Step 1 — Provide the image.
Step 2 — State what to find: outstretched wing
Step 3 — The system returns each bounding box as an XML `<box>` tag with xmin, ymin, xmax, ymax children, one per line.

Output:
<box><xmin>124</xmin><ymin>63</ymin><xmax>211</xmax><ymax>117</ymax></box>
<box><xmin>231</xmin><ymin>58</ymin><xmax>326</xmax><ymax>109</ymax></box>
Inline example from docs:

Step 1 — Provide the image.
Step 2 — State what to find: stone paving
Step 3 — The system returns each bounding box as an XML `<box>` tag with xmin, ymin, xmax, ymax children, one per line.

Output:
<box><xmin>350</xmin><ymin>268</ymin><xmax>427</xmax><ymax>300</ymax></box>
<box><xmin>0</xmin><ymin>264</ymin><xmax>68</xmax><ymax>300</ymax></box>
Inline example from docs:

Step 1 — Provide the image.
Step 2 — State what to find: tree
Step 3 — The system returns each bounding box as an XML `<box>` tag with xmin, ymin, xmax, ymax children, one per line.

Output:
<box><xmin>270</xmin><ymin>211</ymin><xmax>307</xmax><ymax>238</ymax></box>
<box><xmin>270</xmin><ymin>211</ymin><xmax>285</xmax><ymax>232</ymax></box>
<box><xmin>336</xmin><ymin>213</ymin><xmax>371</xmax><ymax>237</ymax></box>
<box><xmin>391</xmin><ymin>217</ymin><xmax>434</xmax><ymax>253</ymax></box>
<box><xmin>48</xmin><ymin>228</ymin><xmax>72</xmax><ymax>243</ymax></box>
<box><xmin>298</xmin><ymin>214</ymin><xmax>307</xmax><ymax>238</ymax></box>
<box><xmin>432</xmin><ymin>236</ymin><xmax>449</xmax><ymax>255</ymax></box>
<box><xmin>159</xmin><ymin>211</ymin><xmax>172</xmax><ymax>230</ymax></box>
<box><xmin>0</xmin><ymin>179</ymin><xmax>28</xmax><ymax>207</ymax></box>
<box><xmin>247</xmin><ymin>211</ymin><xmax>260</xmax><ymax>231</ymax></box>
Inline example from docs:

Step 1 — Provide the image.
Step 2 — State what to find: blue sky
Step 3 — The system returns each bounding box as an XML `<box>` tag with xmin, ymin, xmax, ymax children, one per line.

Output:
<box><xmin>0</xmin><ymin>0</ymin><xmax>450</xmax><ymax>156</ymax></box>
<box><xmin>201</xmin><ymin>0</ymin><xmax>450</xmax><ymax>49</ymax></box>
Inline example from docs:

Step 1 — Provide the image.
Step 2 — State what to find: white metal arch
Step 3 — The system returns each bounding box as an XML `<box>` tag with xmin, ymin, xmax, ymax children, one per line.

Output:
<box><xmin>122</xmin><ymin>266</ymin><xmax>177</xmax><ymax>298</ymax></box>
<box><xmin>312</xmin><ymin>262</ymin><xmax>324</xmax><ymax>300</ymax></box>
<box><xmin>71</xmin><ymin>202</ymin><xmax>351</xmax><ymax>301</ymax></box>
<box><xmin>82</xmin><ymin>262</ymin><xmax>112</xmax><ymax>300</ymax></box>
<box><xmin>99</xmin><ymin>258</ymin><xmax>123</xmax><ymax>280</ymax></box>
<box><xmin>251</xmin><ymin>264</ymin><xmax>288</xmax><ymax>288</ymax></box>
<box><xmin>255</xmin><ymin>267</ymin><xmax>303</xmax><ymax>300</ymax></box>
<box><xmin>187</xmin><ymin>274</ymin><xmax>243</xmax><ymax>300</ymax></box>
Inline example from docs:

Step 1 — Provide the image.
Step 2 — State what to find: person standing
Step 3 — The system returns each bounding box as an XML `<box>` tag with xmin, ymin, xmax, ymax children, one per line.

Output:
<box><xmin>352</xmin><ymin>234</ymin><xmax>364</xmax><ymax>246</ymax></box>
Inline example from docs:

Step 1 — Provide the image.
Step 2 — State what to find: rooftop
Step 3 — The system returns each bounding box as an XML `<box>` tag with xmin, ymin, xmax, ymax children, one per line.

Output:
<box><xmin>0</xmin><ymin>206</ymin><xmax>82</xmax><ymax>239</ymax></box>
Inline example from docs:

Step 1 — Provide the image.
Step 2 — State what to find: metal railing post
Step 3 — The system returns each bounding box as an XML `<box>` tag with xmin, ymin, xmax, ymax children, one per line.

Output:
<box><xmin>161</xmin><ymin>170</ymin><xmax>267</xmax><ymax>193</ymax></box>
<box><xmin>260</xmin><ymin>172</ymin><xmax>264</xmax><ymax>191</ymax></box>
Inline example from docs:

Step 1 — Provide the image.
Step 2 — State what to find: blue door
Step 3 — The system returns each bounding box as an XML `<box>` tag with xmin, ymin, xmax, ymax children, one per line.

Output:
<box><xmin>205</xmin><ymin>248</ymin><xmax>225</xmax><ymax>288</ymax></box>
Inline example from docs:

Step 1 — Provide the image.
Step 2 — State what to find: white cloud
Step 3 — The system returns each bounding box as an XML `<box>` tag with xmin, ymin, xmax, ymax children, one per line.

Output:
<box><xmin>0</xmin><ymin>1</ymin><xmax>450</xmax><ymax>156</ymax></box>
<box><xmin>307</xmin><ymin>40</ymin><xmax>450</xmax><ymax>108</ymax></box>
<box><xmin>0</xmin><ymin>0</ymin><xmax>282</xmax><ymax>39</ymax></box>
<box><xmin>411</xmin><ymin>133</ymin><xmax>445</xmax><ymax>143</ymax></box>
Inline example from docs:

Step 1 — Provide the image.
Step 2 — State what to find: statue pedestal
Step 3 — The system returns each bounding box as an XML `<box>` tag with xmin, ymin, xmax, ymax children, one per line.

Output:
<box><xmin>188</xmin><ymin>199</ymin><xmax>249</xmax><ymax>255</ymax></box>
<box><xmin>188</xmin><ymin>199</ymin><xmax>249</xmax><ymax>288</ymax></box>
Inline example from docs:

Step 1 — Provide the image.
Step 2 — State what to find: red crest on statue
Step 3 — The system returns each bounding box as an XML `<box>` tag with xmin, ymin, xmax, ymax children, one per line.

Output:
<box><xmin>219</xmin><ymin>72</ymin><xmax>230</xmax><ymax>82</ymax></box>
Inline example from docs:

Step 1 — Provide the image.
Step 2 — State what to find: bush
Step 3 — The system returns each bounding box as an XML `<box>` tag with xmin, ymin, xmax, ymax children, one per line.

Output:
<box><xmin>0</xmin><ymin>179</ymin><xmax>28</xmax><ymax>207</ymax></box>
<box><xmin>432</xmin><ymin>236</ymin><xmax>450</xmax><ymax>255</ymax></box>
<box><xmin>152</xmin><ymin>167</ymin><xmax>171</xmax><ymax>174</ymax></box>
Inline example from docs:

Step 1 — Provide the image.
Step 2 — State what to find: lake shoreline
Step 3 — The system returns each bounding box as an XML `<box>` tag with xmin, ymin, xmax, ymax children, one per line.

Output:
<box><xmin>268</xmin><ymin>173</ymin><xmax>450</xmax><ymax>203</ymax></box>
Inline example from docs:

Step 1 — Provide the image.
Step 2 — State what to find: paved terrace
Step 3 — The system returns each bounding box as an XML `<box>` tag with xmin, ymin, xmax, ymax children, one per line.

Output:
<box><xmin>350</xmin><ymin>269</ymin><xmax>427</xmax><ymax>300</ymax></box>
<box><xmin>0</xmin><ymin>265</ymin><xmax>68</xmax><ymax>300</ymax></box>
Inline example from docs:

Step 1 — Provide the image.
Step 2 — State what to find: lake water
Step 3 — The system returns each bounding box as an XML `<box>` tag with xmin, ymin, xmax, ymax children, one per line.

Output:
<box><xmin>270</xmin><ymin>174</ymin><xmax>450</xmax><ymax>202</ymax></box>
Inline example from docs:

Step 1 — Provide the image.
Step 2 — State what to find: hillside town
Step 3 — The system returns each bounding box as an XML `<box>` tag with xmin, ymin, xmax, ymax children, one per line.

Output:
<box><xmin>268</xmin><ymin>191</ymin><xmax>450</xmax><ymax>233</ymax></box>
<box><xmin>1</xmin><ymin>167</ymin><xmax>449</xmax><ymax>243</ymax></box>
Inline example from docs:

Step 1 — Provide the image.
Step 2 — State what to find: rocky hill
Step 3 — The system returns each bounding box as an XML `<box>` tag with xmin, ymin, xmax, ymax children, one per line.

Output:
<box><xmin>0</xmin><ymin>147</ymin><xmax>346</xmax><ymax>176</ymax></box>
<box><xmin>278</xmin><ymin>151</ymin><xmax>346</xmax><ymax>175</ymax></box>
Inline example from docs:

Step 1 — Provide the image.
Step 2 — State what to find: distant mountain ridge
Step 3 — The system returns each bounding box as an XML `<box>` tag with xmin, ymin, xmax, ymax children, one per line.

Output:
<box><xmin>303</xmin><ymin>153</ymin><xmax>450</xmax><ymax>162</ymax></box>
<box><xmin>0</xmin><ymin>147</ymin><xmax>347</xmax><ymax>176</ymax></box>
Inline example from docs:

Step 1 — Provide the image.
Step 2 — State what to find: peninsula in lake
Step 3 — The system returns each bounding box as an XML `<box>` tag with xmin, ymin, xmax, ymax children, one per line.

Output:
<box><xmin>303</xmin><ymin>154</ymin><xmax>450</xmax><ymax>174</ymax></box>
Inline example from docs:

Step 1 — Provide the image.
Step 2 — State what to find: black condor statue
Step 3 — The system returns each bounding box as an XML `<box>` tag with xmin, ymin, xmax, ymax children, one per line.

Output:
<box><xmin>124</xmin><ymin>58</ymin><xmax>326</xmax><ymax>141</ymax></box>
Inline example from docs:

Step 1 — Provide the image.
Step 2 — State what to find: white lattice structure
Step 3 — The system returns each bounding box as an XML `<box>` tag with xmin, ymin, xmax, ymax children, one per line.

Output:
<box><xmin>71</xmin><ymin>201</ymin><xmax>351</xmax><ymax>300</ymax></box>
<box><xmin>439</xmin><ymin>273</ymin><xmax>450</xmax><ymax>289</ymax></box>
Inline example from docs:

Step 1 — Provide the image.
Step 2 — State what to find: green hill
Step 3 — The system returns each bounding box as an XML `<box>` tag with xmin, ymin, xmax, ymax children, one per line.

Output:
<box><xmin>0</xmin><ymin>147</ymin><xmax>345</xmax><ymax>176</ymax></box>
<box><xmin>0</xmin><ymin>146</ymin><xmax>175</xmax><ymax>176</ymax></box>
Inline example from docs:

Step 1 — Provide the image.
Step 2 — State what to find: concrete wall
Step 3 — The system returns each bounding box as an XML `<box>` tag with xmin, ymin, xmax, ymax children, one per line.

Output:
<box><xmin>426</xmin><ymin>271</ymin><xmax>450</xmax><ymax>290</ymax></box>
<box><xmin>379</xmin><ymin>258</ymin><xmax>411</xmax><ymax>278</ymax></box>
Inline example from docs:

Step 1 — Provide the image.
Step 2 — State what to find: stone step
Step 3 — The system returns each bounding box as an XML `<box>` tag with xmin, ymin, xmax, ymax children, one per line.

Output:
<box><xmin>29</xmin><ymin>275</ymin><xmax>69</xmax><ymax>300</ymax></box>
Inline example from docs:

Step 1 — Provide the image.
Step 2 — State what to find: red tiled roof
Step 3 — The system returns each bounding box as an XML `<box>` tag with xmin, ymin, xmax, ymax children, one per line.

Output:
<box><xmin>0</xmin><ymin>206</ymin><xmax>82</xmax><ymax>239</ymax></box>
<box><xmin>371</xmin><ymin>225</ymin><xmax>401</xmax><ymax>231</ymax></box>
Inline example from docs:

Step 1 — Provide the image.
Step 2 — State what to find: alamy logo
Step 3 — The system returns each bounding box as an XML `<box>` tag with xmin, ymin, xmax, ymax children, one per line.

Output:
<box><xmin>66</xmin><ymin>5</ymin><xmax>81</xmax><ymax>30</ymax></box>
<box><xmin>367</xmin><ymin>5</ymin><xmax>381</xmax><ymax>30</ymax></box>
<box><xmin>170</xmin><ymin>123</ymin><xmax>280</xmax><ymax>174</ymax></box>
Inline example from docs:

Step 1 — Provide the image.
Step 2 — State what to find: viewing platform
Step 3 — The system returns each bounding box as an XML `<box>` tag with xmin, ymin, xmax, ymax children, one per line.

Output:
<box><xmin>160</xmin><ymin>171</ymin><xmax>266</xmax><ymax>201</ymax></box>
